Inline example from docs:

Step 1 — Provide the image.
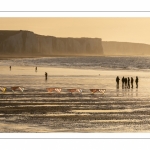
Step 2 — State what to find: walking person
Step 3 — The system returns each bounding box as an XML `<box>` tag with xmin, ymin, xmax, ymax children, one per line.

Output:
<box><xmin>122</xmin><ymin>76</ymin><xmax>125</xmax><ymax>89</ymax></box>
<box><xmin>10</xmin><ymin>66</ymin><xmax>11</xmax><ymax>71</ymax></box>
<box><xmin>135</xmin><ymin>76</ymin><xmax>139</xmax><ymax>88</ymax></box>
<box><xmin>116</xmin><ymin>76</ymin><xmax>120</xmax><ymax>89</ymax></box>
<box><xmin>128</xmin><ymin>77</ymin><xmax>130</xmax><ymax>89</ymax></box>
<box><xmin>131</xmin><ymin>77</ymin><xmax>134</xmax><ymax>88</ymax></box>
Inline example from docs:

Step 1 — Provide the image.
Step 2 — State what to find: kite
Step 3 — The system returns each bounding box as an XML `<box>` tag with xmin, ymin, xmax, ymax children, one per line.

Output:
<box><xmin>67</xmin><ymin>89</ymin><xmax>82</xmax><ymax>94</ymax></box>
<box><xmin>90</xmin><ymin>89</ymin><xmax>106</xmax><ymax>94</ymax></box>
<box><xmin>11</xmin><ymin>86</ymin><xmax>24</xmax><ymax>93</ymax></box>
<box><xmin>55</xmin><ymin>88</ymin><xmax>62</xmax><ymax>93</ymax></box>
<box><xmin>90</xmin><ymin>89</ymin><xmax>99</xmax><ymax>93</ymax></box>
<box><xmin>0</xmin><ymin>87</ymin><xmax>6</xmax><ymax>93</ymax></box>
<box><xmin>47</xmin><ymin>88</ymin><xmax>62</xmax><ymax>93</ymax></box>
<box><xmin>99</xmin><ymin>89</ymin><xmax>106</xmax><ymax>94</ymax></box>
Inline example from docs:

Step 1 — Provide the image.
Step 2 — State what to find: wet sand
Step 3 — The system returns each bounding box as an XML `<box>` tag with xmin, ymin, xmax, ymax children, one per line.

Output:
<box><xmin>0</xmin><ymin>66</ymin><xmax>150</xmax><ymax>132</ymax></box>
<box><xmin>1</xmin><ymin>92</ymin><xmax>150</xmax><ymax>132</ymax></box>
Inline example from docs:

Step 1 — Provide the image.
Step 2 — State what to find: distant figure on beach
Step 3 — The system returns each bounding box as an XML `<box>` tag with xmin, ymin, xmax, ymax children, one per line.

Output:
<box><xmin>122</xmin><ymin>76</ymin><xmax>125</xmax><ymax>89</ymax></box>
<box><xmin>135</xmin><ymin>76</ymin><xmax>139</xmax><ymax>88</ymax></box>
<box><xmin>10</xmin><ymin>66</ymin><xmax>11</xmax><ymax>71</ymax></box>
<box><xmin>45</xmin><ymin>72</ymin><xmax>48</xmax><ymax>80</ymax></box>
<box><xmin>116</xmin><ymin>76</ymin><xmax>120</xmax><ymax>89</ymax></box>
<box><xmin>131</xmin><ymin>77</ymin><xmax>134</xmax><ymax>88</ymax></box>
<box><xmin>128</xmin><ymin>77</ymin><xmax>130</xmax><ymax>89</ymax></box>
<box><xmin>124</xmin><ymin>78</ymin><xmax>127</xmax><ymax>88</ymax></box>
<box><xmin>35</xmin><ymin>66</ymin><xmax>37</xmax><ymax>72</ymax></box>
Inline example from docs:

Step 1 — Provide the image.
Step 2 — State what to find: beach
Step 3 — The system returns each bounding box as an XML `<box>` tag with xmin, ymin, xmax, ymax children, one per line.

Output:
<box><xmin>0</xmin><ymin>57</ymin><xmax>150</xmax><ymax>132</ymax></box>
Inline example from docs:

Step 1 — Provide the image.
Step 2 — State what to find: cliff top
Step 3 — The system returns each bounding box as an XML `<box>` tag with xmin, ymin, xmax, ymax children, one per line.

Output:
<box><xmin>0</xmin><ymin>30</ymin><xmax>102</xmax><ymax>41</ymax></box>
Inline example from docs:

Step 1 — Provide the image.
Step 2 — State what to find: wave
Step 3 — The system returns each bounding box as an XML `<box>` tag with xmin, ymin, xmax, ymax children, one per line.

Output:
<box><xmin>0</xmin><ymin>56</ymin><xmax>150</xmax><ymax>71</ymax></box>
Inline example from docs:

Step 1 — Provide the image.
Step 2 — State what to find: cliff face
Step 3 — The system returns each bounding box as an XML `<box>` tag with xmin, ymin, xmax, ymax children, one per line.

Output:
<box><xmin>102</xmin><ymin>41</ymin><xmax>150</xmax><ymax>55</ymax></box>
<box><xmin>0</xmin><ymin>30</ymin><xmax>103</xmax><ymax>56</ymax></box>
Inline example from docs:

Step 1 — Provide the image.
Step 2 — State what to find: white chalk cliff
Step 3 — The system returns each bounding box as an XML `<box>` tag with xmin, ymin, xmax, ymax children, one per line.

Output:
<box><xmin>0</xmin><ymin>30</ymin><xmax>104</xmax><ymax>56</ymax></box>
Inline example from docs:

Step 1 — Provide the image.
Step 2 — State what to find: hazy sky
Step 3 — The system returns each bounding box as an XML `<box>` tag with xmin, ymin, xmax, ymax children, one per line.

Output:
<box><xmin>1</xmin><ymin>17</ymin><xmax>150</xmax><ymax>44</ymax></box>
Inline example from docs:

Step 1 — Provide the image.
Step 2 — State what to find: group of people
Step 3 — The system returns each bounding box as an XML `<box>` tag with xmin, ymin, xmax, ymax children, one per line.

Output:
<box><xmin>116</xmin><ymin>76</ymin><xmax>139</xmax><ymax>89</ymax></box>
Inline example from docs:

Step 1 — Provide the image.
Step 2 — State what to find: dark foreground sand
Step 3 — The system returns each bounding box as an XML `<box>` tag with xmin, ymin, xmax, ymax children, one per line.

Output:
<box><xmin>0</xmin><ymin>91</ymin><xmax>150</xmax><ymax>132</ymax></box>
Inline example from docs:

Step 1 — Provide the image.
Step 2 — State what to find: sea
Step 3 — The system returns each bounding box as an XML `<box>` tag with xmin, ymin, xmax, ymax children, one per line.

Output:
<box><xmin>0</xmin><ymin>56</ymin><xmax>150</xmax><ymax>70</ymax></box>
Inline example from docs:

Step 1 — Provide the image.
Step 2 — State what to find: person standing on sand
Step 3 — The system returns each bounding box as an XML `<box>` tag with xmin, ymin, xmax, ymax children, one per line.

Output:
<box><xmin>35</xmin><ymin>66</ymin><xmax>37</xmax><ymax>72</ymax></box>
<box><xmin>124</xmin><ymin>78</ymin><xmax>127</xmax><ymax>88</ymax></box>
<box><xmin>116</xmin><ymin>76</ymin><xmax>120</xmax><ymax>89</ymax></box>
<box><xmin>45</xmin><ymin>72</ymin><xmax>48</xmax><ymax>80</ymax></box>
<box><xmin>122</xmin><ymin>76</ymin><xmax>125</xmax><ymax>89</ymax></box>
<box><xmin>10</xmin><ymin>66</ymin><xmax>11</xmax><ymax>71</ymax></box>
<box><xmin>135</xmin><ymin>76</ymin><xmax>139</xmax><ymax>88</ymax></box>
<box><xmin>128</xmin><ymin>77</ymin><xmax>130</xmax><ymax>89</ymax></box>
<box><xmin>131</xmin><ymin>77</ymin><xmax>134</xmax><ymax>88</ymax></box>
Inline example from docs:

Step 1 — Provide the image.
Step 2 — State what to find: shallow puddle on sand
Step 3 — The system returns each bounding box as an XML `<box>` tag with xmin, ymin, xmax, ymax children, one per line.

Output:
<box><xmin>1</xmin><ymin>113</ymin><xmax>89</xmax><ymax>117</ymax></box>
<box><xmin>89</xmin><ymin>119</ymin><xmax>140</xmax><ymax>123</ymax></box>
<box><xmin>72</xmin><ymin>107</ymin><xmax>150</xmax><ymax>113</ymax></box>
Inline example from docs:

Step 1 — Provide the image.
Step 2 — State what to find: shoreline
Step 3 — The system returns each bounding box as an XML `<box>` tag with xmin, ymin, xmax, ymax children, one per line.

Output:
<box><xmin>0</xmin><ymin>54</ymin><xmax>104</xmax><ymax>60</ymax></box>
<box><xmin>0</xmin><ymin>54</ymin><xmax>150</xmax><ymax>60</ymax></box>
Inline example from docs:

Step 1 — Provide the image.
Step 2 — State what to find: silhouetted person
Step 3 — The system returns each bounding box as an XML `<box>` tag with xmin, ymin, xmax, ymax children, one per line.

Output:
<box><xmin>135</xmin><ymin>76</ymin><xmax>138</xmax><ymax>88</ymax></box>
<box><xmin>45</xmin><ymin>72</ymin><xmax>48</xmax><ymax>80</ymax></box>
<box><xmin>116</xmin><ymin>76</ymin><xmax>120</xmax><ymax>89</ymax></box>
<box><xmin>35</xmin><ymin>66</ymin><xmax>37</xmax><ymax>72</ymax></box>
<box><xmin>128</xmin><ymin>77</ymin><xmax>130</xmax><ymax>89</ymax></box>
<box><xmin>122</xmin><ymin>76</ymin><xmax>125</xmax><ymax>89</ymax></box>
<box><xmin>10</xmin><ymin>66</ymin><xmax>11</xmax><ymax>71</ymax></box>
<box><xmin>131</xmin><ymin>77</ymin><xmax>134</xmax><ymax>88</ymax></box>
<box><xmin>124</xmin><ymin>78</ymin><xmax>127</xmax><ymax>88</ymax></box>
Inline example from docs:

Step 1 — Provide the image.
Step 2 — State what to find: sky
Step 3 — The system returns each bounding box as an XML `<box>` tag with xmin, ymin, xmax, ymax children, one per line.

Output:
<box><xmin>1</xmin><ymin>17</ymin><xmax>150</xmax><ymax>45</ymax></box>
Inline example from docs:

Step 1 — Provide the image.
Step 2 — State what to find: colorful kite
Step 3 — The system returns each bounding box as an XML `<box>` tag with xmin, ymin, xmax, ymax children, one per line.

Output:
<box><xmin>90</xmin><ymin>89</ymin><xmax>106</xmax><ymax>94</ymax></box>
<box><xmin>0</xmin><ymin>87</ymin><xmax>6</xmax><ymax>93</ymax></box>
<box><xmin>11</xmin><ymin>86</ymin><xmax>24</xmax><ymax>93</ymax></box>
<box><xmin>99</xmin><ymin>89</ymin><xmax>106</xmax><ymax>94</ymax></box>
<box><xmin>67</xmin><ymin>89</ymin><xmax>82</xmax><ymax>94</ymax></box>
<box><xmin>47</xmin><ymin>88</ymin><xmax>62</xmax><ymax>93</ymax></box>
<box><xmin>90</xmin><ymin>89</ymin><xmax>99</xmax><ymax>93</ymax></box>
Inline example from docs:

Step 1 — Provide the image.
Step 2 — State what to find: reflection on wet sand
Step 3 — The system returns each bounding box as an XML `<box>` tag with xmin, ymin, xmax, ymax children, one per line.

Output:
<box><xmin>0</xmin><ymin>90</ymin><xmax>150</xmax><ymax>132</ymax></box>
<box><xmin>72</xmin><ymin>107</ymin><xmax>150</xmax><ymax>113</ymax></box>
<box><xmin>0</xmin><ymin>66</ymin><xmax>150</xmax><ymax>132</ymax></box>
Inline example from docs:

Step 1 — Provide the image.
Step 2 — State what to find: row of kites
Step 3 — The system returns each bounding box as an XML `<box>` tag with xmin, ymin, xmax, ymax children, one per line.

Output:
<box><xmin>0</xmin><ymin>87</ymin><xmax>106</xmax><ymax>94</ymax></box>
